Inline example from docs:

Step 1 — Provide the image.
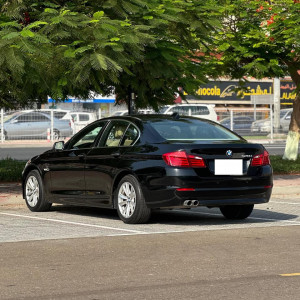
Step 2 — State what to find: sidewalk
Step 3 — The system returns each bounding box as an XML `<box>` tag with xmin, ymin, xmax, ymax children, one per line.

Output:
<box><xmin>1</xmin><ymin>175</ymin><xmax>299</xmax><ymax>207</ymax></box>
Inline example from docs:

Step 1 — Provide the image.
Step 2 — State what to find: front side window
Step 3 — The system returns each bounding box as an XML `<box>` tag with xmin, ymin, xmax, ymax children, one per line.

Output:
<box><xmin>68</xmin><ymin>121</ymin><xmax>106</xmax><ymax>149</ymax></box>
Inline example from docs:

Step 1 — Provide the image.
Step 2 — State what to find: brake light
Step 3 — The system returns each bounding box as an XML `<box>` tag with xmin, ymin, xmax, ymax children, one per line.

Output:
<box><xmin>162</xmin><ymin>151</ymin><xmax>206</xmax><ymax>168</ymax></box>
<box><xmin>251</xmin><ymin>150</ymin><xmax>270</xmax><ymax>166</ymax></box>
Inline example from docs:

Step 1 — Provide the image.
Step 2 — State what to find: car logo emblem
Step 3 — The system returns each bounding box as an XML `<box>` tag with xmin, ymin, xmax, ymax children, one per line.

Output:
<box><xmin>226</xmin><ymin>150</ymin><xmax>233</xmax><ymax>157</ymax></box>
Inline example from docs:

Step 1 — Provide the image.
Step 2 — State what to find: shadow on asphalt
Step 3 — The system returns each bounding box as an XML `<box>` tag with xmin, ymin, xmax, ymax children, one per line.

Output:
<box><xmin>50</xmin><ymin>205</ymin><xmax>299</xmax><ymax>226</ymax></box>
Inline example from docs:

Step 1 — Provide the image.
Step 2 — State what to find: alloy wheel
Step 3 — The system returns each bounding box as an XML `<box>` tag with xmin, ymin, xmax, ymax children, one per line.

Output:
<box><xmin>118</xmin><ymin>182</ymin><xmax>136</xmax><ymax>218</ymax></box>
<box><xmin>25</xmin><ymin>175</ymin><xmax>40</xmax><ymax>207</ymax></box>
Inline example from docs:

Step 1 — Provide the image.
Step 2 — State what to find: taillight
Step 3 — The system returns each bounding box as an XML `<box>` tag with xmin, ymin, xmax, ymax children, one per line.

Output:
<box><xmin>251</xmin><ymin>150</ymin><xmax>270</xmax><ymax>166</ymax></box>
<box><xmin>162</xmin><ymin>151</ymin><xmax>206</xmax><ymax>168</ymax></box>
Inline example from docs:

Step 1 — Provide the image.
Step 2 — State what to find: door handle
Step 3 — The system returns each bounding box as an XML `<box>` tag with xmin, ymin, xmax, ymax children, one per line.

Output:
<box><xmin>78</xmin><ymin>153</ymin><xmax>86</xmax><ymax>158</ymax></box>
<box><xmin>111</xmin><ymin>152</ymin><xmax>120</xmax><ymax>158</ymax></box>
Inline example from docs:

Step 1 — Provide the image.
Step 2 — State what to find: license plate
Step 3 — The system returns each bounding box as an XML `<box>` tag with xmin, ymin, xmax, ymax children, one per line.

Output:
<box><xmin>215</xmin><ymin>159</ymin><xmax>243</xmax><ymax>175</ymax></box>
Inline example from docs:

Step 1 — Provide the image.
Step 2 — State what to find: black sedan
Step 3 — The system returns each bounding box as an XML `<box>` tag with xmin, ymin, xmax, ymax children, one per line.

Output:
<box><xmin>22</xmin><ymin>115</ymin><xmax>273</xmax><ymax>224</ymax></box>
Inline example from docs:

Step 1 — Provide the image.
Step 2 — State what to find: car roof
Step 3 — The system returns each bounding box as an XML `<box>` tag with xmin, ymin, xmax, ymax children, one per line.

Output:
<box><xmin>101</xmin><ymin>114</ymin><xmax>215</xmax><ymax>123</ymax></box>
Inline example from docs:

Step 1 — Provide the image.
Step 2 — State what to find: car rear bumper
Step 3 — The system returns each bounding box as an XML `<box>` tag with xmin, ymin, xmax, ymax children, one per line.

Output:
<box><xmin>143</xmin><ymin>186</ymin><xmax>272</xmax><ymax>208</ymax></box>
<box><xmin>140</xmin><ymin>165</ymin><xmax>273</xmax><ymax>209</ymax></box>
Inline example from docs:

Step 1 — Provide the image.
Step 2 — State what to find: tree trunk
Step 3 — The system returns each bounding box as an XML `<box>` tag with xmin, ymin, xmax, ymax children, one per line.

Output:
<box><xmin>283</xmin><ymin>94</ymin><xmax>300</xmax><ymax>160</ymax></box>
<box><xmin>127</xmin><ymin>86</ymin><xmax>134</xmax><ymax>115</ymax></box>
<box><xmin>283</xmin><ymin>62</ymin><xmax>300</xmax><ymax>160</ymax></box>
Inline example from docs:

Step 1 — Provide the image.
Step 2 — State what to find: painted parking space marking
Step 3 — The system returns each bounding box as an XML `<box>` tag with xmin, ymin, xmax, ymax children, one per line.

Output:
<box><xmin>280</xmin><ymin>273</ymin><xmax>300</xmax><ymax>277</ymax></box>
<box><xmin>1</xmin><ymin>199</ymin><xmax>299</xmax><ymax>242</ymax></box>
<box><xmin>0</xmin><ymin>212</ymin><xmax>144</xmax><ymax>234</ymax></box>
<box><xmin>272</xmin><ymin>201</ymin><xmax>300</xmax><ymax>205</ymax></box>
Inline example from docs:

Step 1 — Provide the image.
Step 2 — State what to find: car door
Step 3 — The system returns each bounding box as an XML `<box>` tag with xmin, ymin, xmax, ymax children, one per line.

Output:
<box><xmin>46</xmin><ymin>121</ymin><xmax>107</xmax><ymax>204</ymax></box>
<box><xmin>31</xmin><ymin>112</ymin><xmax>51</xmax><ymax>137</ymax></box>
<box><xmin>84</xmin><ymin>120</ymin><xmax>131</xmax><ymax>207</ymax></box>
<box><xmin>7</xmin><ymin>112</ymin><xmax>39</xmax><ymax>139</ymax></box>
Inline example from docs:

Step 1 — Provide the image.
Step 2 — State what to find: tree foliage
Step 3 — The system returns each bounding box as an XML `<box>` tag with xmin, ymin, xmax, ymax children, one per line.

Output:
<box><xmin>0</xmin><ymin>0</ymin><xmax>222</xmax><ymax>109</ymax></box>
<box><xmin>210</xmin><ymin>0</ymin><xmax>299</xmax><ymax>83</ymax></box>
<box><xmin>208</xmin><ymin>0</ymin><xmax>300</xmax><ymax>159</ymax></box>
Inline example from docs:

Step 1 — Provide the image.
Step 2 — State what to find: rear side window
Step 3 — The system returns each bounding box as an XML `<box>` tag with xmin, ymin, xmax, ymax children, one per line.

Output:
<box><xmin>168</xmin><ymin>106</ymin><xmax>209</xmax><ymax>116</ymax></box>
<box><xmin>191</xmin><ymin>106</ymin><xmax>209</xmax><ymax>115</ymax></box>
<box><xmin>54</xmin><ymin>112</ymin><xmax>67</xmax><ymax>119</ymax></box>
<box><xmin>104</xmin><ymin>121</ymin><xmax>129</xmax><ymax>147</ymax></box>
<box><xmin>121</xmin><ymin>124</ymin><xmax>139</xmax><ymax>146</ymax></box>
<box><xmin>149</xmin><ymin>119</ymin><xmax>240</xmax><ymax>141</ymax></box>
<box><xmin>79</xmin><ymin>114</ymin><xmax>89</xmax><ymax>121</ymax></box>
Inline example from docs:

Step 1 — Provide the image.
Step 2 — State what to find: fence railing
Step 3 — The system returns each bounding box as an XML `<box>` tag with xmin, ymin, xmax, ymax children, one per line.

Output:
<box><xmin>0</xmin><ymin>107</ymin><xmax>288</xmax><ymax>144</ymax></box>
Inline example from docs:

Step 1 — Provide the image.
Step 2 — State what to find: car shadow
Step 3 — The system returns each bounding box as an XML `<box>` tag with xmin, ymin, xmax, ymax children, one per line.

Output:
<box><xmin>149</xmin><ymin>208</ymin><xmax>299</xmax><ymax>226</ymax></box>
<box><xmin>50</xmin><ymin>205</ymin><xmax>299</xmax><ymax>226</ymax></box>
<box><xmin>51</xmin><ymin>205</ymin><xmax>120</xmax><ymax>221</ymax></box>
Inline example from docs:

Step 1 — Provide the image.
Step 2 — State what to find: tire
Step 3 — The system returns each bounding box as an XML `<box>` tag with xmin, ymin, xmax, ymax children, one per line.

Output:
<box><xmin>52</xmin><ymin>130</ymin><xmax>60</xmax><ymax>140</ymax></box>
<box><xmin>0</xmin><ymin>131</ymin><xmax>7</xmax><ymax>141</ymax></box>
<box><xmin>24</xmin><ymin>170</ymin><xmax>52</xmax><ymax>212</ymax></box>
<box><xmin>219</xmin><ymin>204</ymin><xmax>254</xmax><ymax>220</ymax></box>
<box><xmin>115</xmin><ymin>175</ymin><xmax>151</xmax><ymax>224</ymax></box>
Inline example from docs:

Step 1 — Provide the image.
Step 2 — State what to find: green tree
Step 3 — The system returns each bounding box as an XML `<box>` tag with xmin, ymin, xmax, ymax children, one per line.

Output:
<box><xmin>0</xmin><ymin>0</ymin><xmax>155</xmax><ymax>108</ymax></box>
<box><xmin>210</xmin><ymin>0</ymin><xmax>300</xmax><ymax>159</ymax></box>
<box><xmin>0</xmin><ymin>0</ymin><xmax>222</xmax><ymax>110</ymax></box>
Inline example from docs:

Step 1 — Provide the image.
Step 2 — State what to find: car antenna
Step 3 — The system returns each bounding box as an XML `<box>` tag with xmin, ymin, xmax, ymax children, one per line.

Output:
<box><xmin>172</xmin><ymin>112</ymin><xmax>180</xmax><ymax>120</ymax></box>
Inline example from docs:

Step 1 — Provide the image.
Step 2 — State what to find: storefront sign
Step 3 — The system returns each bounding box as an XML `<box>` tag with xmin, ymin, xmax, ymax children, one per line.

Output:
<box><xmin>185</xmin><ymin>80</ymin><xmax>296</xmax><ymax>105</ymax></box>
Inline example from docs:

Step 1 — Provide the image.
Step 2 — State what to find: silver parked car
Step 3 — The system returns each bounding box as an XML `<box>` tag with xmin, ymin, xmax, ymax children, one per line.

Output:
<box><xmin>1</xmin><ymin>111</ymin><xmax>73</xmax><ymax>140</ymax></box>
<box><xmin>251</xmin><ymin>109</ymin><xmax>292</xmax><ymax>133</ymax></box>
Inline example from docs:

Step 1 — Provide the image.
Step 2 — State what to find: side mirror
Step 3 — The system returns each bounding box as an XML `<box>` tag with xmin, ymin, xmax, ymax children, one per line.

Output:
<box><xmin>285</xmin><ymin>115</ymin><xmax>291</xmax><ymax>120</ymax></box>
<box><xmin>11</xmin><ymin>119</ymin><xmax>18</xmax><ymax>124</ymax></box>
<box><xmin>53</xmin><ymin>141</ymin><xmax>65</xmax><ymax>151</ymax></box>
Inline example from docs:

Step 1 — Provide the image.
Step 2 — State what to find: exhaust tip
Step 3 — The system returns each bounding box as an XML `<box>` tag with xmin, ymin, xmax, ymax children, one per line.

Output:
<box><xmin>184</xmin><ymin>200</ymin><xmax>193</xmax><ymax>207</ymax></box>
<box><xmin>192</xmin><ymin>200</ymin><xmax>199</xmax><ymax>206</ymax></box>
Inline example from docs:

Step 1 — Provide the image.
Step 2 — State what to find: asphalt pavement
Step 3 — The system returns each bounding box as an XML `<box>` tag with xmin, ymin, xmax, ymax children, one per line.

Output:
<box><xmin>0</xmin><ymin>175</ymin><xmax>299</xmax><ymax>299</ymax></box>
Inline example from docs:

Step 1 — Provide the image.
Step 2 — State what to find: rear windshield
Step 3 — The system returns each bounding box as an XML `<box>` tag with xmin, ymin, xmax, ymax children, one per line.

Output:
<box><xmin>149</xmin><ymin>119</ymin><xmax>241</xmax><ymax>141</ymax></box>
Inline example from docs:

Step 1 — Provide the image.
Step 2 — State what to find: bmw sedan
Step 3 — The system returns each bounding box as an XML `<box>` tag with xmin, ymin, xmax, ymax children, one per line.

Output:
<box><xmin>22</xmin><ymin>115</ymin><xmax>273</xmax><ymax>224</ymax></box>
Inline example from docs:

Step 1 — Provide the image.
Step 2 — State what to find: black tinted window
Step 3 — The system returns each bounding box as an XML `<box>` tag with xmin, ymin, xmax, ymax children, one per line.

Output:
<box><xmin>149</xmin><ymin>119</ymin><xmax>240</xmax><ymax>141</ymax></box>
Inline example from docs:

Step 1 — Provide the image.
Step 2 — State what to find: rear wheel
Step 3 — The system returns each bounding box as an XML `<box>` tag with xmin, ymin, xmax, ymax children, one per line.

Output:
<box><xmin>220</xmin><ymin>204</ymin><xmax>254</xmax><ymax>220</ymax></box>
<box><xmin>115</xmin><ymin>175</ymin><xmax>151</xmax><ymax>224</ymax></box>
<box><xmin>52</xmin><ymin>129</ymin><xmax>60</xmax><ymax>140</ymax></box>
<box><xmin>24</xmin><ymin>170</ymin><xmax>52</xmax><ymax>212</ymax></box>
<box><xmin>0</xmin><ymin>131</ymin><xmax>7</xmax><ymax>140</ymax></box>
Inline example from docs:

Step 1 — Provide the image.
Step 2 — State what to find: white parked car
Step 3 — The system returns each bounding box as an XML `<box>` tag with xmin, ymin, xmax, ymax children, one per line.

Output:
<box><xmin>110</xmin><ymin>109</ymin><xmax>154</xmax><ymax>116</ymax></box>
<box><xmin>159</xmin><ymin>104</ymin><xmax>218</xmax><ymax>122</ymax></box>
<box><xmin>63</xmin><ymin>112</ymin><xmax>97</xmax><ymax>133</ymax></box>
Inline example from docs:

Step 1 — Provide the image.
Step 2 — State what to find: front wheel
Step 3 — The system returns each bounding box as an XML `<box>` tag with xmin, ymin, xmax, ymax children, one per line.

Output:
<box><xmin>115</xmin><ymin>175</ymin><xmax>151</xmax><ymax>224</ymax></box>
<box><xmin>24</xmin><ymin>170</ymin><xmax>52</xmax><ymax>212</ymax></box>
<box><xmin>219</xmin><ymin>204</ymin><xmax>254</xmax><ymax>220</ymax></box>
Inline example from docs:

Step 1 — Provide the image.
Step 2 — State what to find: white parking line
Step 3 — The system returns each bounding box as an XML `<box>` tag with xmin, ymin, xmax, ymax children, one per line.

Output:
<box><xmin>0</xmin><ymin>212</ymin><xmax>144</xmax><ymax>234</ymax></box>
<box><xmin>272</xmin><ymin>201</ymin><xmax>300</xmax><ymax>205</ymax></box>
